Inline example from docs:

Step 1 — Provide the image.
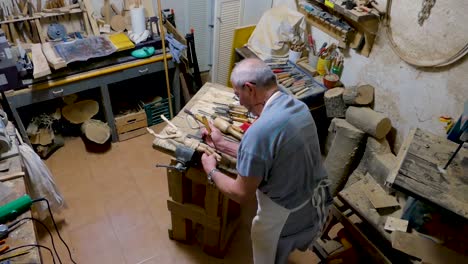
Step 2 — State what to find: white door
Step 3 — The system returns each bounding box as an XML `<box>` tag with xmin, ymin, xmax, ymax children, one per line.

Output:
<box><xmin>184</xmin><ymin>0</ymin><xmax>213</xmax><ymax>72</ymax></box>
<box><xmin>211</xmin><ymin>0</ymin><xmax>241</xmax><ymax>85</ymax></box>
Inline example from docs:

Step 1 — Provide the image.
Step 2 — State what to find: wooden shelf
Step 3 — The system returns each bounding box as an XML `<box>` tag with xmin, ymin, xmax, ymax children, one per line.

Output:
<box><xmin>300</xmin><ymin>1</ymin><xmax>380</xmax><ymax>57</ymax></box>
<box><xmin>299</xmin><ymin>9</ymin><xmax>351</xmax><ymax>45</ymax></box>
<box><xmin>313</xmin><ymin>0</ymin><xmax>378</xmax><ymax>22</ymax></box>
<box><xmin>0</xmin><ymin>9</ymin><xmax>83</xmax><ymax>25</ymax></box>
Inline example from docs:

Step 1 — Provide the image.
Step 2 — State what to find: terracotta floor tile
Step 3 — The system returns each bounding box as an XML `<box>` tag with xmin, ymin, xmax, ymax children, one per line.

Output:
<box><xmin>115</xmin><ymin>222</ymin><xmax>168</xmax><ymax>264</ymax></box>
<box><xmin>60</xmin><ymin>191</ymin><xmax>108</xmax><ymax>230</ymax></box>
<box><xmin>105</xmin><ymin>190</ymin><xmax>154</xmax><ymax>233</ymax></box>
<box><xmin>40</xmin><ymin>133</ymin><xmax>320</xmax><ymax>264</ymax></box>
<box><xmin>68</xmin><ymin>216</ymin><xmax>125</xmax><ymax>263</ymax></box>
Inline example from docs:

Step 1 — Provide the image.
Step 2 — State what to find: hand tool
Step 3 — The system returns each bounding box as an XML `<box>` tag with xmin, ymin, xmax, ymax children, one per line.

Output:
<box><xmin>212</xmin><ymin>102</ymin><xmax>248</xmax><ymax>113</ymax></box>
<box><xmin>155</xmin><ymin>145</ymin><xmax>195</xmax><ymax>172</ymax></box>
<box><xmin>184</xmin><ymin>109</ymin><xmax>212</xmax><ymax>133</ymax></box>
<box><xmin>0</xmin><ymin>195</ymin><xmax>33</xmax><ymax>224</ymax></box>
<box><xmin>214</xmin><ymin>107</ymin><xmax>248</xmax><ymax>118</ymax></box>
<box><xmin>201</xmin><ymin>115</ymin><xmax>211</xmax><ymax>135</ymax></box>
<box><xmin>295</xmin><ymin>87</ymin><xmax>310</xmax><ymax>97</ymax></box>
<box><xmin>0</xmin><ymin>239</ymin><xmax>9</xmax><ymax>254</ymax></box>
<box><xmin>198</xmin><ymin>110</ymin><xmax>233</xmax><ymax>123</ymax></box>
<box><xmin>292</xmin><ymin>85</ymin><xmax>311</xmax><ymax>94</ymax></box>
<box><xmin>213</xmin><ymin>117</ymin><xmax>243</xmax><ymax>140</ymax></box>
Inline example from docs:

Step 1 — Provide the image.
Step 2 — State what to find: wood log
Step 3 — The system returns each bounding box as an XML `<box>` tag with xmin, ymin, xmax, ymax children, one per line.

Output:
<box><xmin>345</xmin><ymin>106</ymin><xmax>391</xmax><ymax>139</ymax></box>
<box><xmin>324</xmin><ymin>118</ymin><xmax>366</xmax><ymax>196</ymax></box>
<box><xmin>324</xmin><ymin>87</ymin><xmax>346</xmax><ymax>118</ymax></box>
<box><xmin>346</xmin><ymin>137</ymin><xmax>397</xmax><ymax>188</ymax></box>
<box><xmin>62</xmin><ymin>100</ymin><xmax>99</xmax><ymax>124</ymax></box>
<box><xmin>81</xmin><ymin>119</ymin><xmax>111</xmax><ymax>144</ymax></box>
<box><xmin>343</xmin><ymin>85</ymin><xmax>374</xmax><ymax>105</ymax></box>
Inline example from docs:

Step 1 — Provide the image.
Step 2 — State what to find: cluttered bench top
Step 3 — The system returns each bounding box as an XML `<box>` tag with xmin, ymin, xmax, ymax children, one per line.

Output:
<box><xmin>0</xmin><ymin>123</ymin><xmax>40</xmax><ymax>263</ymax></box>
<box><xmin>151</xmin><ymin>82</ymin><xmax>241</xmax><ymax>172</ymax></box>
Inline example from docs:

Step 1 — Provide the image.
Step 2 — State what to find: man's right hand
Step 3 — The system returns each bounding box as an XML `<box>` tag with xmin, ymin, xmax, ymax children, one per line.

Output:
<box><xmin>201</xmin><ymin>122</ymin><xmax>224</xmax><ymax>148</ymax></box>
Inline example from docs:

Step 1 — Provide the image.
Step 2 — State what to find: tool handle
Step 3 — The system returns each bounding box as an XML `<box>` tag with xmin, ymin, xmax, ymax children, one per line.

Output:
<box><xmin>227</xmin><ymin>127</ymin><xmax>243</xmax><ymax>140</ymax></box>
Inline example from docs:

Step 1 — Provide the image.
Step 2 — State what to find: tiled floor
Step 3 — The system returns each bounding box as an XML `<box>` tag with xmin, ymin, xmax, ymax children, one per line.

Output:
<box><xmin>37</xmin><ymin>124</ymin><xmax>319</xmax><ymax>264</ymax></box>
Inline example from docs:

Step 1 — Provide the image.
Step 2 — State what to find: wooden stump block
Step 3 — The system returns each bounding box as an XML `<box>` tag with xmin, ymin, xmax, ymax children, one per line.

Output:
<box><xmin>324</xmin><ymin>87</ymin><xmax>346</xmax><ymax>118</ymax></box>
<box><xmin>343</xmin><ymin>85</ymin><xmax>374</xmax><ymax>105</ymax></box>
<box><xmin>345</xmin><ymin>106</ymin><xmax>391</xmax><ymax>139</ymax></box>
<box><xmin>324</xmin><ymin>118</ymin><xmax>366</xmax><ymax>195</ymax></box>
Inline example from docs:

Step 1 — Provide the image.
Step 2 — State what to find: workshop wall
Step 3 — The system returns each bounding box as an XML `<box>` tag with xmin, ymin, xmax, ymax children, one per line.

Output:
<box><xmin>273</xmin><ymin>0</ymin><xmax>466</xmax><ymax>151</ymax></box>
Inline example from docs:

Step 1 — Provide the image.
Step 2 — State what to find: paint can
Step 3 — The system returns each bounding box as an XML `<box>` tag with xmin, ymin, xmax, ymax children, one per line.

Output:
<box><xmin>317</xmin><ymin>57</ymin><xmax>331</xmax><ymax>75</ymax></box>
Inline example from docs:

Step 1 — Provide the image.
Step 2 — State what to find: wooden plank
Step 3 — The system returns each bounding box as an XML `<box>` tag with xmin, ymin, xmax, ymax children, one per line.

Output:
<box><xmin>115</xmin><ymin>110</ymin><xmax>146</xmax><ymax>126</ymax></box>
<box><xmin>339</xmin><ymin>175</ymin><xmax>404</xmax><ymax>241</ymax></box>
<box><xmin>117</xmin><ymin>120</ymin><xmax>147</xmax><ymax>134</ymax></box>
<box><xmin>167</xmin><ymin>200</ymin><xmax>221</xmax><ymax>231</ymax></box>
<box><xmin>166</xmin><ymin>161</ymin><xmax>184</xmax><ymax>202</ymax></box>
<box><xmin>31</xmin><ymin>43</ymin><xmax>51</xmax><ymax>78</ymax></box>
<box><xmin>393</xmin><ymin>128</ymin><xmax>468</xmax><ymax>219</ymax></box>
<box><xmin>391</xmin><ymin>231</ymin><xmax>468</xmax><ymax>263</ymax></box>
<box><xmin>204</xmin><ymin>184</ymin><xmax>219</xmax><ymax>216</ymax></box>
<box><xmin>118</xmin><ymin>127</ymin><xmax>147</xmax><ymax>141</ymax></box>
<box><xmin>170</xmin><ymin>213</ymin><xmax>191</xmax><ymax>241</ymax></box>
<box><xmin>363</xmin><ymin>173</ymin><xmax>399</xmax><ymax>210</ymax></box>
<box><xmin>330</xmin><ymin>205</ymin><xmax>392</xmax><ymax>264</ymax></box>
<box><xmin>383</xmin><ymin>217</ymin><xmax>408</xmax><ymax>232</ymax></box>
<box><xmin>82</xmin><ymin>0</ymin><xmax>100</xmax><ymax>36</ymax></box>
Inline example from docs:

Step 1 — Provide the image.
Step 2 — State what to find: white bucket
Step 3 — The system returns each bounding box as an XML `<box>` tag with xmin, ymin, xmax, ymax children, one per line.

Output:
<box><xmin>288</xmin><ymin>50</ymin><xmax>302</xmax><ymax>63</ymax></box>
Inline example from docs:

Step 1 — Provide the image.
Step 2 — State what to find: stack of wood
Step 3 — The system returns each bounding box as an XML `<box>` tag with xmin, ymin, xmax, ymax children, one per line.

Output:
<box><xmin>323</xmin><ymin>84</ymin><xmax>395</xmax><ymax>195</ymax></box>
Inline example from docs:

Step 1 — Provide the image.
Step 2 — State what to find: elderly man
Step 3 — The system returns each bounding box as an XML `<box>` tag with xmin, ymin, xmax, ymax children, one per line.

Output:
<box><xmin>201</xmin><ymin>58</ymin><xmax>332</xmax><ymax>263</ymax></box>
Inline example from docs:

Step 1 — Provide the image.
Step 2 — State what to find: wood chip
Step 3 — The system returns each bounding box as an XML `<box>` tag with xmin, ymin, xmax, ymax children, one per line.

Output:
<box><xmin>363</xmin><ymin>173</ymin><xmax>399</xmax><ymax>210</ymax></box>
<box><xmin>384</xmin><ymin>216</ymin><xmax>408</xmax><ymax>232</ymax></box>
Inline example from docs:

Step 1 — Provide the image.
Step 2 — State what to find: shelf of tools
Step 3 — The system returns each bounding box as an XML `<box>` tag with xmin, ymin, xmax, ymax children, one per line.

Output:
<box><xmin>0</xmin><ymin>1</ymin><xmax>98</xmax><ymax>45</ymax></box>
<box><xmin>298</xmin><ymin>0</ymin><xmax>381</xmax><ymax>57</ymax></box>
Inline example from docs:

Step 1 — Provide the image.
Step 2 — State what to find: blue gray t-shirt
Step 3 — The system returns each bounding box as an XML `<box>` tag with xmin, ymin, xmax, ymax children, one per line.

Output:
<box><xmin>237</xmin><ymin>91</ymin><xmax>329</xmax><ymax>209</ymax></box>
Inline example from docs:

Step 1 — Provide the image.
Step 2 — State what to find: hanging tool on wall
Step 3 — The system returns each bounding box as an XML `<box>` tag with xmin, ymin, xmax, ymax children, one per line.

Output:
<box><xmin>185</xmin><ymin>28</ymin><xmax>202</xmax><ymax>91</ymax></box>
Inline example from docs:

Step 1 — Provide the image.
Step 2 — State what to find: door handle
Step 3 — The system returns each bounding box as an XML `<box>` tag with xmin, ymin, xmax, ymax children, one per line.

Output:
<box><xmin>138</xmin><ymin>68</ymin><xmax>149</xmax><ymax>73</ymax></box>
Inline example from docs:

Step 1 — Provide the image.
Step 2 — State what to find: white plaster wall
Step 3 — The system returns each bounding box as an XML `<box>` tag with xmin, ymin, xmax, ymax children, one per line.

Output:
<box><xmin>310</xmin><ymin>23</ymin><xmax>467</xmax><ymax>150</ymax></box>
<box><xmin>272</xmin><ymin>2</ymin><xmax>467</xmax><ymax>150</ymax></box>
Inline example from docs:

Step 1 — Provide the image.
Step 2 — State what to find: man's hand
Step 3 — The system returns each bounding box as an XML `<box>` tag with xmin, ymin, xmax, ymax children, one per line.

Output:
<box><xmin>201</xmin><ymin>122</ymin><xmax>224</xmax><ymax>148</ymax></box>
<box><xmin>201</xmin><ymin>152</ymin><xmax>218</xmax><ymax>174</ymax></box>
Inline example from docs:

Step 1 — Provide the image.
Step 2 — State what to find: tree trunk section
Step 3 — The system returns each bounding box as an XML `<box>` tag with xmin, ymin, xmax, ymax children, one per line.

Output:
<box><xmin>343</xmin><ymin>85</ymin><xmax>374</xmax><ymax>105</ymax></box>
<box><xmin>324</xmin><ymin>87</ymin><xmax>346</xmax><ymax>118</ymax></box>
<box><xmin>324</xmin><ymin>119</ymin><xmax>366</xmax><ymax>196</ymax></box>
<box><xmin>346</xmin><ymin>106</ymin><xmax>392</xmax><ymax>139</ymax></box>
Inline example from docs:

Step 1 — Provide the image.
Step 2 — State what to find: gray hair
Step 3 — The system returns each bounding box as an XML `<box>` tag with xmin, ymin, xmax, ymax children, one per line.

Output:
<box><xmin>230</xmin><ymin>58</ymin><xmax>277</xmax><ymax>90</ymax></box>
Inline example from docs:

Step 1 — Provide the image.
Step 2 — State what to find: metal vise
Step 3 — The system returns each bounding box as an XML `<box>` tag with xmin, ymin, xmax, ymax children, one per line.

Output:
<box><xmin>155</xmin><ymin>145</ymin><xmax>196</xmax><ymax>172</ymax></box>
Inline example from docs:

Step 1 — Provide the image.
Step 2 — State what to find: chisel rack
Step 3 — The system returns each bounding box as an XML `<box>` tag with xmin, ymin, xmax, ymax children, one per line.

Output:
<box><xmin>166</xmin><ymin>160</ymin><xmax>240</xmax><ymax>257</ymax></box>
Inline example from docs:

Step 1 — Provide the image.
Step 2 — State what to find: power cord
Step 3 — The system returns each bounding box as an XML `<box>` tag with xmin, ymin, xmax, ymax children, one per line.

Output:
<box><xmin>10</xmin><ymin>217</ymin><xmax>63</xmax><ymax>264</ymax></box>
<box><xmin>0</xmin><ymin>244</ymin><xmax>56</xmax><ymax>264</ymax></box>
<box><xmin>32</xmin><ymin>198</ymin><xmax>77</xmax><ymax>264</ymax></box>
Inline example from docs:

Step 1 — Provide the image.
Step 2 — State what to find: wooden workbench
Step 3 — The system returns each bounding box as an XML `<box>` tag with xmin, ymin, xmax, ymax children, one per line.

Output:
<box><xmin>0</xmin><ymin>157</ymin><xmax>41</xmax><ymax>263</ymax></box>
<box><xmin>4</xmin><ymin>54</ymin><xmax>180</xmax><ymax>145</ymax></box>
<box><xmin>152</xmin><ymin>82</ymin><xmax>240</xmax><ymax>154</ymax></box>
<box><xmin>153</xmin><ymin>82</ymin><xmax>241</xmax><ymax>257</ymax></box>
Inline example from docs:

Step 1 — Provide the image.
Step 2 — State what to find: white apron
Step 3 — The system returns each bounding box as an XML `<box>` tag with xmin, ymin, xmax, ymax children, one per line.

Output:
<box><xmin>250</xmin><ymin>91</ymin><xmax>330</xmax><ymax>263</ymax></box>
<box><xmin>251</xmin><ymin>179</ymin><xmax>330</xmax><ymax>264</ymax></box>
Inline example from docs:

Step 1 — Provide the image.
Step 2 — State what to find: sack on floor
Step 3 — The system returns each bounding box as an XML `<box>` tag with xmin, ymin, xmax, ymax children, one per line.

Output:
<box><xmin>19</xmin><ymin>144</ymin><xmax>66</xmax><ymax>219</ymax></box>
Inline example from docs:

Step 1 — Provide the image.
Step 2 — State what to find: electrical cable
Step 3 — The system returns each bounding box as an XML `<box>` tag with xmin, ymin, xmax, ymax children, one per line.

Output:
<box><xmin>32</xmin><ymin>198</ymin><xmax>77</xmax><ymax>264</ymax></box>
<box><xmin>0</xmin><ymin>244</ymin><xmax>56</xmax><ymax>264</ymax></box>
<box><xmin>10</xmin><ymin>217</ymin><xmax>63</xmax><ymax>264</ymax></box>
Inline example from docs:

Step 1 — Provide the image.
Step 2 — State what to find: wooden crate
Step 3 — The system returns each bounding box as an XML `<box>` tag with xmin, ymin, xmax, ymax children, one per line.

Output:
<box><xmin>115</xmin><ymin>109</ymin><xmax>148</xmax><ymax>141</ymax></box>
<box><xmin>166</xmin><ymin>160</ymin><xmax>240</xmax><ymax>257</ymax></box>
